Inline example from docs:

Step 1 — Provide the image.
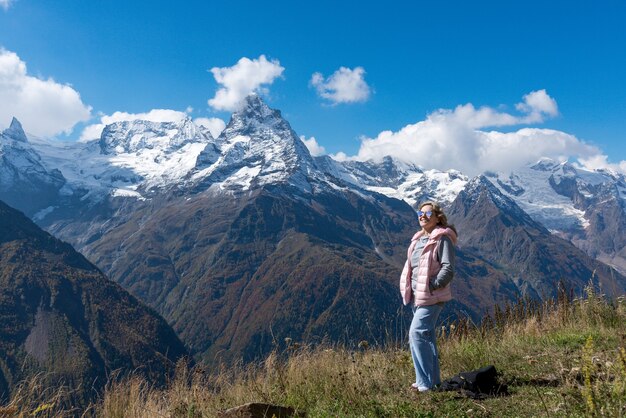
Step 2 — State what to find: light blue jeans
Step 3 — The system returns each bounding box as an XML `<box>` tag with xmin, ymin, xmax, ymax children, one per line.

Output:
<box><xmin>409</xmin><ymin>303</ymin><xmax>444</xmax><ymax>391</ymax></box>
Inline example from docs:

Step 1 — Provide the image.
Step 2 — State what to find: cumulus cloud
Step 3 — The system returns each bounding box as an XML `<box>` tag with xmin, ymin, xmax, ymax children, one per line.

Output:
<box><xmin>208</xmin><ymin>55</ymin><xmax>284</xmax><ymax>111</ymax></box>
<box><xmin>299</xmin><ymin>135</ymin><xmax>326</xmax><ymax>156</ymax></box>
<box><xmin>0</xmin><ymin>48</ymin><xmax>92</xmax><ymax>138</ymax></box>
<box><xmin>578</xmin><ymin>154</ymin><xmax>626</xmax><ymax>175</ymax></box>
<box><xmin>350</xmin><ymin>90</ymin><xmax>616</xmax><ymax>176</ymax></box>
<box><xmin>195</xmin><ymin>117</ymin><xmax>226</xmax><ymax>138</ymax></box>
<box><xmin>330</xmin><ymin>151</ymin><xmax>350</xmax><ymax>162</ymax></box>
<box><xmin>427</xmin><ymin>89</ymin><xmax>559</xmax><ymax>130</ymax></box>
<box><xmin>0</xmin><ymin>0</ymin><xmax>14</xmax><ymax>11</ymax></box>
<box><xmin>311</xmin><ymin>66</ymin><xmax>371</xmax><ymax>104</ymax></box>
<box><xmin>515</xmin><ymin>89</ymin><xmax>559</xmax><ymax>123</ymax></box>
<box><xmin>79</xmin><ymin>109</ymin><xmax>189</xmax><ymax>141</ymax></box>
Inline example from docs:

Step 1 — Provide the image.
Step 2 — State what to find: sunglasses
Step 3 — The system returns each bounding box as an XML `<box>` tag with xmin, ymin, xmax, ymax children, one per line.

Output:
<box><xmin>417</xmin><ymin>210</ymin><xmax>433</xmax><ymax>218</ymax></box>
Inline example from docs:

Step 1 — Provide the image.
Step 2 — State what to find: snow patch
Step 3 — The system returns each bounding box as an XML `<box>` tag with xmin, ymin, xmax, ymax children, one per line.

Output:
<box><xmin>32</xmin><ymin>206</ymin><xmax>56</xmax><ymax>221</ymax></box>
<box><xmin>111</xmin><ymin>188</ymin><xmax>145</xmax><ymax>200</ymax></box>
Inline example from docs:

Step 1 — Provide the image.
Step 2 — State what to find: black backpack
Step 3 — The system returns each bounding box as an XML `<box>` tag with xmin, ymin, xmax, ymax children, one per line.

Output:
<box><xmin>437</xmin><ymin>365</ymin><xmax>508</xmax><ymax>399</ymax></box>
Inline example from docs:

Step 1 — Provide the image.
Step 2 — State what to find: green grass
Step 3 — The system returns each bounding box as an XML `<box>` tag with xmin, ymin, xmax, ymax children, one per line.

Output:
<box><xmin>3</xmin><ymin>287</ymin><xmax>626</xmax><ymax>417</ymax></box>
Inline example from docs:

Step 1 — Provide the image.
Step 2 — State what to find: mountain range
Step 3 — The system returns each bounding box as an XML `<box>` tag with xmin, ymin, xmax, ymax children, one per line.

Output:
<box><xmin>1</xmin><ymin>95</ymin><xmax>625</xmax><ymax>365</ymax></box>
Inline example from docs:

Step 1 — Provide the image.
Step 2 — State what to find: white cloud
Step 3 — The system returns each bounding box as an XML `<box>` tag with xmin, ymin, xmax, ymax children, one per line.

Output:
<box><xmin>515</xmin><ymin>89</ymin><xmax>559</xmax><ymax>123</ymax></box>
<box><xmin>79</xmin><ymin>109</ymin><xmax>188</xmax><ymax>141</ymax></box>
<box><xmin>350</xmin><ymin>91</ymin><xmax>617</xmax><ymax>176</ymax></box>
<box><xmin>79</xmin><ymin>123</ymin><xmax>106</xmax><ymax>142</ymax></box>
<box><xmin>311</xmin><ymin>66</ymin><xmax>371</xmax><ymax>104</ymax></box>
<box><xmin>195</xmin><ymin>117</ymin><xmax>226</xmax><ymax>138</ymax></box>
<box><xmin>106</xmin><ymin>109</ymin><xmax>188</xmax><ymax>123</ymax></box>
<box><xmin>330</xmin><ymin>151</ymin><xmax>349</xmax><ymax>162</ymax></box>
<box><xmin>578</xmin><ymin>154</ymin><xmax>626</xmax><ymax>175</ymax></box>
<box><xmin>208</xmin><ymin>55</ymin><xmax>284</xmax><ymax>111</ymax></box>
<box><xmin>0</xmin><ymin>0</ymin><xmax>14</xmax><ymax>11</ymax></box>
<box><xmin>299</xmin><ymin>135</ymin><xmax>326</xmax><ymax>156</ymax></box>
<box><xmin>0</xmin><ymin>48</ymin><xmax>92</xmax><ymax>138</ymax></box>
<box><xmin>429</xmin><ymin>89</ymin><xmax>559</xmax><ymax>130</ymax></box>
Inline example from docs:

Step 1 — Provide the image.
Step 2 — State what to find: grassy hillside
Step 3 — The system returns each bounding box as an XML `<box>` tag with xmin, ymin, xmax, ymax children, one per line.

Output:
<box><xmin>2</xmin><ymin>284</ymin><xmax>625</xmax><ymax>417</ymax></box>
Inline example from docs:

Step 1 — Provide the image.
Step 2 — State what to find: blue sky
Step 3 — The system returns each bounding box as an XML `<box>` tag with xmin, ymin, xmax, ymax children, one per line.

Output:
<box><xmin>1</xmin><ymin>0</ymin><xmax>625</xmax><ymax>175</ymax></box>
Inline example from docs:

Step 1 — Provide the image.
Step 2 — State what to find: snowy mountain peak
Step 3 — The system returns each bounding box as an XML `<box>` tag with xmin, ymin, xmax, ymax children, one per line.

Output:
<box><xmin>463</xmin><ymin>175</ymin><xmax>517</xmax><ymax>211</ymax></box>
<box><xmin>0</xmin><ymin>118</ymin><xmax>66</xmax><ymax>215</ymax></box>
<box><xmin>99</xmin><ymin>117</ymin><xmax>211</xmax><ymax>155</ymax></box>
<box><xmin>463</xmin><ymin>175</ymin><xmax>499</xmax><ymax>198</ymax></box>
<box><xmin>240</xmin><ymin>93</ymin><xmax>279</xmax><ymax>119</ymax></box>
<box><xmin>530</xmin><ymin>157</ymin><xmax>562</xmax><ymax>172</ymax></box>
<box><xmin>192</xmin><ymin>95</ymin><xmax>316</xmax><ymax>190</ymax></box>
<box><xmin>459</xmin><ymin>174</ymin><xmax>544</xmax><ymax>229</ymax></box>
<box><xmin>222</xmin><ymin>94</ymin><xmax>292</xmax><ymax>137</ymax></box>
<box><xmin>1</xmin><ymin>117</ymin><xmax>28</xmax><ymax>143</ymax></box>
<box><xmin>244</xmin><ymin>93</ymin><xmax>263</xmax><ymax>105</ymax></box>
<box><xmin>316</xmin><ymin>154</ymin><xmax>467</xmax><ymax>208</ymax></box>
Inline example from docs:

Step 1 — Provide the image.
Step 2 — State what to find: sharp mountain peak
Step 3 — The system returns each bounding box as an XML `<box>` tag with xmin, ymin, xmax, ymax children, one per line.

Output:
<box><xmin>453</xmin><ymin>174</ymin><xmax>548</xmax><ymax>233</ymax></box>
<box><xmin>221</xmin><ymin>94</ymin><xmax>294</xmax><ymax>138</ymax></box>
<box><xmin>1</xmin><ymin>117</ymin><xmax>28</xmax><ymax>143</ymax></box>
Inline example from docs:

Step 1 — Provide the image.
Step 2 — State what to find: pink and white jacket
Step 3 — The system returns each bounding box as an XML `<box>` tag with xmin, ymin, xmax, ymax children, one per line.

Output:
<box><xmin>399</xmin><ymin>226</ymin><xmax>458</xmax><ymax>306</ymax></box>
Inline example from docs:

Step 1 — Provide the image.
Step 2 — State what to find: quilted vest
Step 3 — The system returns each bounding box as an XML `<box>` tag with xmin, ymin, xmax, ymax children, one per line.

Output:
<box><xmin>399</xmin><ymin>226</ymin><xmax>457</xmax><ymax>306</ymax></box>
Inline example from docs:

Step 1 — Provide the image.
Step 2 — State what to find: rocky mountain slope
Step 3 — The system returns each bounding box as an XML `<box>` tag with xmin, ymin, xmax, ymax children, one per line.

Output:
<box><xmin>0</xmin><ymin>200</ymin><xmax>187</xmax><ymax>402</ymax></box>
<box><xmin>447</xmin><ymin>176</ymin><xmax>625</xmax><ymax>299</ymax></box>
<box><xmin>484</xmin><ymin>160</ymin><xmax>626</xmax><ymax>276</ymax></box>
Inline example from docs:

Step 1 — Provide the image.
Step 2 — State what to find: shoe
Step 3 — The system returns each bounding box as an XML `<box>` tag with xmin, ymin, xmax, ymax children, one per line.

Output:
<box><xmin>410</xmin><ymin>383</ymin><xmax>430</xmax><ymax>392</ymax></box>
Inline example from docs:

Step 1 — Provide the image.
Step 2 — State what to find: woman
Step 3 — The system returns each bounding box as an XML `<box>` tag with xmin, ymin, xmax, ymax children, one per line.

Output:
<box><xmin>400</xmin><ymin>201</ymin><xmax>457</xmax><ymax>392</ymax></box>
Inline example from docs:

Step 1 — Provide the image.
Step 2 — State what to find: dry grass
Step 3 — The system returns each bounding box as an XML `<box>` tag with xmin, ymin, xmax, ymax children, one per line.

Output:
<box><xmin>4</xmin><ymin>284</ymin><xmax>626</xmax><ymax>417</ymax></box>
<box><xmin>0</xmin><ymin>373</ymin><xmax>85</xmax><ymax>417</ymax></box>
